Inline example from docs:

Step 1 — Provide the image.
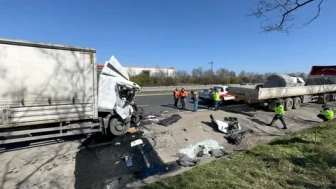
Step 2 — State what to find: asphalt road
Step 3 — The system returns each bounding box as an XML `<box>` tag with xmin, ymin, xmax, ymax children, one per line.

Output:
<box><xmin>134</xmin><ymin>94</ymin><xmax>210</xmax><ymax>114</ymax></box>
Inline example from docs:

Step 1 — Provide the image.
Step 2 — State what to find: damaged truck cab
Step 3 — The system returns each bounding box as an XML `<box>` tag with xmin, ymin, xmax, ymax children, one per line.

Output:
<box><xmin>97</xmin><ymin>56</ymin><xmax>141</xmax><ymax>136</ymax></box>
<box><xmin>0</xmin><ymin>38</ymin><xmax>142</xmax><ymax>144</ymax></box>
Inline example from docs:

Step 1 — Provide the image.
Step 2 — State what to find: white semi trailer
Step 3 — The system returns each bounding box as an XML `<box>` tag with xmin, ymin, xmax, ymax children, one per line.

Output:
<box><xmin>228</xmin><ymin>75</ymin><xmax>336</xmax><ymax>111</ymax></box>
<box><xmin>0</xmin><ymin>38</ymin><xmax>141</xmax><ymax>144</ymax></box>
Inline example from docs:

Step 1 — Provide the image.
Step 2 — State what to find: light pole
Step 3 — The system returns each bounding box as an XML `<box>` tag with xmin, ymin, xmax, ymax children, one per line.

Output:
<box><xmin>209</xmin><ymin>61</ymin><xmax>214</xmax><ymax>74</ymax></box>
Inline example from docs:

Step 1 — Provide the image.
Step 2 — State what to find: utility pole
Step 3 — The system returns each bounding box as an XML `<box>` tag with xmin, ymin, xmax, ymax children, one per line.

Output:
<box><xmin>209</xmin><ymin>61</ymin><xmax>214</xmax><ymax>74</ymax></box>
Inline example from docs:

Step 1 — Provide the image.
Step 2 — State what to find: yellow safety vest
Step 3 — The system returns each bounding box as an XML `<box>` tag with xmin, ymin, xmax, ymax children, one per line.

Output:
<box><xmin>275</xmin><ymin>105</ymin><xmax>284</xmax><ymax>116</ymax></box>
<box><xmin>323</xmin><ymin>109</ymin><xmax>334</xmax><ymax>120</ymax></box>
<box><xmin>194</xmin><ymin>92</ymin><xmax>199</xmax><ymax>99</ymax></box>
<box><xmin>213</xmin><ymin>92</ymin><xmax>220</xmax><ymax>101</ymax></box>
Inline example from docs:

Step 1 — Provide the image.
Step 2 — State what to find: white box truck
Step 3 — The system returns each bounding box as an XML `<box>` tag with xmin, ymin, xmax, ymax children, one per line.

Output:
<box><xmin>0</xmin><ymin>38</ymin><xmax>141</xmax><ymax>144</ymax></box>
<box><xmin>228</xmin><ymin>74</ymin><xmax>336</xmax><ymax>111</ymax></box>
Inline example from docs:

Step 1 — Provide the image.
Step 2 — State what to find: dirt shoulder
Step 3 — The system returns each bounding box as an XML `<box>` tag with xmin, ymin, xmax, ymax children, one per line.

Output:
<box><xmin>0</xmin><ymin>102</ymin><xmax>328</xmax><ymax>189</ymax></box>
<box><xmin>128</xmin><ymin>102</ymin><xmax>327</xmax><ymax>187</ymax></box>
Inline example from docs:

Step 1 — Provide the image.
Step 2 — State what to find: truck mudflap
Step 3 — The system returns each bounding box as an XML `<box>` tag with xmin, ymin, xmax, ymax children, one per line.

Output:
<box><xmin>0</xmin><ymin>121</ymin><xmax>102</xmax><ymax>145</ymax></box>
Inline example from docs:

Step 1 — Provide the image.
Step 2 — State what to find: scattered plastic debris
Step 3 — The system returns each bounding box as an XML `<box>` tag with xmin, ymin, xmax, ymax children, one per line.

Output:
<box><xmin>131</xmin><ymin>139</ymin><xmax>143</xmax><ymax>147</ymax></box>
<box><xmin>198</xmin><ymin>126</ymin><xmax>202</xmax><ymax>129</ymax></box>
<box><xmin>210</xmin><ymin>114</ymin><xmax>241</xmax><ymax>134</ymax></box>
<box><xmin>147</xmin><ymin>115</ymin><xmax>156</xmax><ymax>119</ymax></box>
<box><xmin>147</xmin><ymin>118</ymin><xmax>159</xmax><ymax>122</ymax></box>
<box><xmin>209</xmin><ymin>149</ymin><xmax>227</xmax><ymax>158</ymax></box>
<box><xmin>115</xmin><ymin>161</ymin><xmax>120</xmax><ymax>164</ymax></box>
<box><xmin>158</xmin><ymin>114</ymin><xmax>182</xmax><ymax>126</ymax></box>
<box><xmin>177</xmin><ymin>154</ymin><xmax>200</xmax><ymax>167</ymax></box>
<box><xmin>227</xmin><ymin>129</ymin><xmax>254</xmax><ymax>145</ymax></box>
<box><xmin>178</xmin><ymin>139</ymin><xmax>224</xmax><ymax>159</ymax></box>
<box><xmin>125</xmin><ymin>156</ymin><xmax>133</xmax><ymax>167</ymax></box>
<box><xmin>115</xmin><ymin>142</ymin><xmax>121</xmax><ymax>146</ymax></box>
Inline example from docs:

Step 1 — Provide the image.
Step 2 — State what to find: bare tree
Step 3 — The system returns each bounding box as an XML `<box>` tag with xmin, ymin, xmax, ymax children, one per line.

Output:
<box><xmin>249</xmin><ymin>0</ymin><xmax>325</xmax><ymax>32</ymax></box>
<box><xmin>175</xmin><ymin>70</ymin><xmax>189</xmax><ymax>78</ymax></box>
<box><xmin>216</xmin><ymin>68</ymin><xmax>231</xmax><ymax>78</ymax></box>
<box><xmin>191</xmin><ymin>67</ymin><xmax>204</xmax><ymax>77</ymax></box>
<box><xmin>203</xmin><ymin>69</ymin><xmax>214</xmax><ymax>77</ymax></box>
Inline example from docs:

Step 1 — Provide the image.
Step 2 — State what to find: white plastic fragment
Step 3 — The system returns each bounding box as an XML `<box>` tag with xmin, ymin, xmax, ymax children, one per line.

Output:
<box><xmin>178</xmin><ymin>139</ymin><xmax>224</xmax><ymax>159</ymax></box>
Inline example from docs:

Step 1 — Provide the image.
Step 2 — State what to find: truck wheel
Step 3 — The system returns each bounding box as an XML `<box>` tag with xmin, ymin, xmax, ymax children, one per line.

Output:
<box><xmin>293</xmin><ymin>97</ymin><xmax>301</xmax><ymax>109</ymax></box>
<box><xmin>109</xmin><ymin>117</ymin><xmax>130</xmax><ymax>136</ymax></box>
<box><xmin>284</xmin><ymin>98</ymin><xmax>293</xmax><ymax>111</ymax></box>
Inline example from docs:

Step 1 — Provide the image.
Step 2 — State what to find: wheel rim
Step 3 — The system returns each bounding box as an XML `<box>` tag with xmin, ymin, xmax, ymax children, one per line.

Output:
<box><xmin>116</xmin><ymin>123</ymin><xmax>124</xmax><ymax>131</ymax></box>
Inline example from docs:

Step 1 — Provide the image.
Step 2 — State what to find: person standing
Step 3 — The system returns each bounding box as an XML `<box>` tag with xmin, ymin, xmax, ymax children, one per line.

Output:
<box><xmin>317</xmin><ymin>105</ymin><xmax>334</xmax><ymax>122</ymax></box>
<box><xmin>267</xmin><ymin>102</ymin><xmax>287</xmax><ymax>129</ymax></box>
<box><xmin>173</xmin><ymin>88</ymin><xmax>180</xmax><ymax>109</ymax></box>
<box><xmin>179</xmin><ymin>88</ymin><xmax>188</xmax><ymax>110</ymax></box>
<box><xmin>208</xmin><ymin>91</ymin><xmax>214</xmax><ymax>110</ymax></box>
<box><xmin>191</xmin><ymin>91</ymin><xmax>199</xmax><ymax>112</ymax></box>
<box><xmin>213</xmin><ymin>89</ymin><xmax>220</xmax><ymax>111</ymax></box>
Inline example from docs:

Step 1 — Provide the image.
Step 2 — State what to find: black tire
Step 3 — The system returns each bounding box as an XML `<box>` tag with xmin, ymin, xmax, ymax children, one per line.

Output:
<box><xmin>284</xmin><ymin>98</ymin><xmax>293</xmax><ymax>111</ymax></box>
<box><xmin>109</xmin><ymin>117</ymin><xmax>130</xmax><ymax>136</ymax></box>
<box><xmin>293</xmin><ymin>97</ymin><xmax>301</xmax><ymax>109</ymax></box>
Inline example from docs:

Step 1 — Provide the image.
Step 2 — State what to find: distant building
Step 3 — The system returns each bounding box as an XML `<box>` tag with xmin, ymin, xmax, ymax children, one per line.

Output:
<box><xmin>97</xmin><ymin>64</ymin><xmax>175</xmax><ymax>77</ymax></box>
<box><xmin>124</xmin><ymin>66</ymin><xmax>175</xmax><ymax>77</ymax></box>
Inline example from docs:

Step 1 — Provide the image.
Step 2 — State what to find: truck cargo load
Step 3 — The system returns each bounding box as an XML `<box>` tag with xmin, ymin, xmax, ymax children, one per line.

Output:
<box><xmin>306</xmin><ymin>65</ymin><xmax>336</xmax><ymax>85</ymax></box>
<box><xmin>263</xmin><ymin>74</ymin><xmax>305</xmax><ymax>88</ymax></box>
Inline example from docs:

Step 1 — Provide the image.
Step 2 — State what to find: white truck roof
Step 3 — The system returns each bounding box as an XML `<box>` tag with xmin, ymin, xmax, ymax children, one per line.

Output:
<box><xmin>0</xmin><ymin>38</ymin><xmax>96</xmax><ymax>53</ymax></box>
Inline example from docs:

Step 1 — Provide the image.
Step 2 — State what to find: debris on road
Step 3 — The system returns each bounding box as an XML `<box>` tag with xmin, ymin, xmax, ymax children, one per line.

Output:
<box><xmin>226</xmin><ymin>129</ymin><xmax>254</xmax><ymax>145</ymax></box>
<box><xmin>125</xmin><ymin>156</ymin><xmax>133</xmax><ymax>167</ymax></box>
<box><xmin>131</xmin><ymin>139</ymin><xmax>143</xmax><ymax>147</ymax></box>
<box><xmin>158</xmin><ymin>114</ymin><xmax>182</xmax><ymax>126</ymax></box>
<box><xmin>128</xmin><ymin>127</ymin><xmax>138</xmax><ymax>133</ymax></box>
<box><xmin>177</xmin><ymin>154</ymin><xmax>200</xmax><ymax>167</ymax></box>
<box><xmin>210</xmin><ymin>114</ymin><xmax>241</xmax><ymax>134</ymax></box>
<box><xmin>178</xmin><ymin>139</ymin><xmax>224</xmax><ymax>159</ymax></box>
<box><xmin>115</xmin><ymin>142</ymin><xmax>121</xmax><ymax>146</ymax></box>
<box><xmin>209</xmin><ymin>149</ymin><xmax>227</xmax><ymax>158</ymax></box>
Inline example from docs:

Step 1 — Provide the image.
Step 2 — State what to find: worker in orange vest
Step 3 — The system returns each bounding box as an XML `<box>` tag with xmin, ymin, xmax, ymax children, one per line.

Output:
<box><xmin>179</xmin><ymin>88</ymin><xmax>188</xmax><ymax>110</ymax></box>
<box><xmin>173</xmin><ymin>88</ymin><xmax>180</xmax><ymax>109</ymax></box>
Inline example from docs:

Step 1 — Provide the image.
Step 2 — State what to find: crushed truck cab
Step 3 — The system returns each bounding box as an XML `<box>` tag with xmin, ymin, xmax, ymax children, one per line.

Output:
<box><xmin>98</xmin><ymin>56</ymin><xmax>141</xmax><ymax>135</ymax></box>
<box><xmin>0</xmin><ymin>38</ymin><xmax>142</xmax><ymax>144</ymax></box>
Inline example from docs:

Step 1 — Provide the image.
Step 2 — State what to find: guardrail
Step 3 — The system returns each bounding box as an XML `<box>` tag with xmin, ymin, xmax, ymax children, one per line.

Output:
<box><xmin>140</xmin><ymin>85</ymin><xmax>217</xmax><ymax>92</ymax></box>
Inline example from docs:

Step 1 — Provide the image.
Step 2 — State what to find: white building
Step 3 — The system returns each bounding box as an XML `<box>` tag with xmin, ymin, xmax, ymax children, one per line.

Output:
<box><xmin>97</xmin><ymin>64</ymin><xmax>175</xmax><ymax>77</ymax></box>
<box><xmin>124</xmin><ymin>66</ymin><xmax>175</xmax><ymax>77</ymax></box>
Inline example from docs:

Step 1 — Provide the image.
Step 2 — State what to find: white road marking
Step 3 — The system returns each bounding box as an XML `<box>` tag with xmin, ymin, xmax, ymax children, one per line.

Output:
<box><xmin>137</xmin><ymin>105</ymin><xmax>149</xmax><ymax>107</ymax></box>
<box><xmin>136</xmin><ymin>93</ymin><xmax>171</xmax><ymax>97</ymax></box>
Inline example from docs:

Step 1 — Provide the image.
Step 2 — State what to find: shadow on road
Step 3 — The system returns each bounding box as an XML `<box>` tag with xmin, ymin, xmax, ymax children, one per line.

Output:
<box><xmin>74</xmin><ymin>132</ymin><xmax>179</xmax><ymax>189</ymax></box>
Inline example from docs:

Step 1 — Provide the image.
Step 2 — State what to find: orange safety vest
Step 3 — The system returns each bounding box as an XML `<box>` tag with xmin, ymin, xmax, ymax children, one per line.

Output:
<box><xmin>180</xmin><ymin>91</ymin><xmax>188</xmax><ymax>97</ymax></box>
<box><xmin>174</xmin><ymin>90</ymin><xmax>179</xmax><ymax>98</ymax></box>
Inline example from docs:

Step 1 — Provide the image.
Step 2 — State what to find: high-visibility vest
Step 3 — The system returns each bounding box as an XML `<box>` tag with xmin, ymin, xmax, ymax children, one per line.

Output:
<box><xmin>174</xmin><ymin>90</ymin><xmax>179</xmax><ymax>98</ymax></box>
<box><xmin>193</xmin><ymin>92</ymin><xmax>199</xmax><ymax>100</ymax></box>
<box><xmin>275</xmin><ymin>105</ymin><xmax>284</xmax><ymax>116</ymax></box>
<box><xmin>213</xmin><ymin>92</ymin><xmax>220</xmax><ymax>101</ymax></box>
<box><xmin>180</xmin><ymin>91</ymin><xmax>188</xmax><ymax>97</ymax></box>
<box><xmin>323</xmin><ymin>109</ymin><xmax>334</xmax><ymax>120</ymax></box>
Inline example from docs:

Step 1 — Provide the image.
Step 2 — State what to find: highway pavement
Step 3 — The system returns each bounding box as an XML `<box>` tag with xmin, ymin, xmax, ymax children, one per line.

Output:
<box><xmin>134</xmin><ymin>94</ymin><xmax>210</xmax><ymax>114</ymax></box>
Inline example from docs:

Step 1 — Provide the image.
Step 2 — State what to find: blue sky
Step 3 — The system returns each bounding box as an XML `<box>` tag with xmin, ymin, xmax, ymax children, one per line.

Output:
<box><xmin>0</xmin><ymin>0</ymin><xmax>335</xmax><ymax>74</ymax></box>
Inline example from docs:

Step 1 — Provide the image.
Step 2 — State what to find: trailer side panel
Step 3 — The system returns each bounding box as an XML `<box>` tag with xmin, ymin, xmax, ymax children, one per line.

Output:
<box><xmin>0</xmin><ymin>39</ymin><xmax>97</xmax><ymax>128</ymax></box>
